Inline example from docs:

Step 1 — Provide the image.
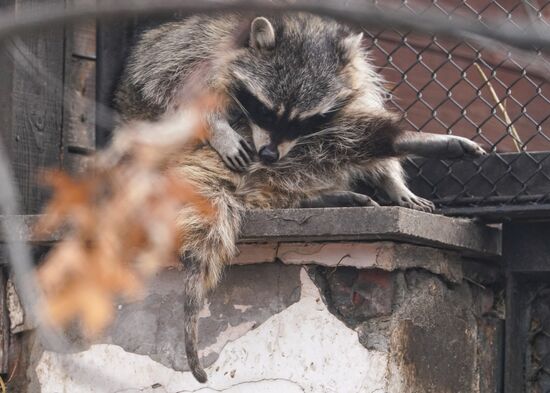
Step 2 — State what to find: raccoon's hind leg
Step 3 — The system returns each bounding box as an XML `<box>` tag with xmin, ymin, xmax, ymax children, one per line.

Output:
<box><xmin>367</xmin><ymin>158</ymin><xmax>435</xmax><ymax>212</ymax></box>
<box><xmin>300</xmin><ymin>191</ymin><xmax>379</xmax><ymax>208</ymax></box>
<box><xmin>209</xmin><ymin>113</ymin><xmax>255</xmax><ymax>172</ymax></box>
<box><xmin>394</xmin><ymin>131</ymin><xmax>487</xmax><ymax>159</ymax></box>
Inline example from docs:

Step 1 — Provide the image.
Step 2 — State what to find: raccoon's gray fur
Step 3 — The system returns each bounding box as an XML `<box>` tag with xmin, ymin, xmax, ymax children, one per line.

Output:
<box><xmin>115</xmin><ymin>12</ymin><xmax>486</xmax><ymax>383</ymax></box>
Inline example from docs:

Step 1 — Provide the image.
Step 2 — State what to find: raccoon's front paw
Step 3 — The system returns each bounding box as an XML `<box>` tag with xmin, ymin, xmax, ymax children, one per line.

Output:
<box><xmin>213</xmin><ymin>133</ymin><xmax>255</xmax><ymax>172</ymax></box>
<box><xmin>397</xmin><ymin>193</ymin><xmax>435</xmax><ymax>212</ymax></box>
<box><xmin>223</xmin><ymin>138</ymin><xmax>255</xmax><ymax>172</ymax></box>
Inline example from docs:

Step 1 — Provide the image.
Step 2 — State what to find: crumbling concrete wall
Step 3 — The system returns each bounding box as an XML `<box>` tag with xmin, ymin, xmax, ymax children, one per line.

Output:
<box><xmin>312</xmin><ymin>266</ymin><xmax>502</xmax><ymax>393</ymax></box>
<box><xmin>16</xmin><ymin>241</ymin><xmax>502</xmax><ymax>393</ymax></box>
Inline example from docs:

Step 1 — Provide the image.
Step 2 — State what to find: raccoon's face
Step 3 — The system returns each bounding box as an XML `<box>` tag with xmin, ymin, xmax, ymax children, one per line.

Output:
<box><xmin>228</xmin><ymin>14</ymin><xmax>362</xmax><ymax>165</ymax></box>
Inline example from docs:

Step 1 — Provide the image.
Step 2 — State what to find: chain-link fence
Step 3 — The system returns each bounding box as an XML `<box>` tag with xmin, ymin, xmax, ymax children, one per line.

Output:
<box><xmin>528</xmin><ymin>283</ymin><xmax>550</xmax><ymax>393</ymax></box>
<box><xmin>361</xmin><ymin>0</ymin><xmax>550</xmax><ymax>213</ymax></box>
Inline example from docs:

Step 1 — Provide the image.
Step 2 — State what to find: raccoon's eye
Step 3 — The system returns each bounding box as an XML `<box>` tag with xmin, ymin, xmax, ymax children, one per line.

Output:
<box><xmin>246</xmin><ymin>100</ymin><xmax>276</xmax><ymax>125</ymax></box>
<box><xmin>233</xmin><ymin>85</ymin><xmax>276</xmax><ymax>125</ymax></box>
<box><xmin>227</xmin><ymin>106</ymin><xmax>243</xmax><ymax>127</ymax></box>
<box><xmin>255</xmin><ymin>105</ymin><xmax>275</xmax><ymax>122</ymax></box>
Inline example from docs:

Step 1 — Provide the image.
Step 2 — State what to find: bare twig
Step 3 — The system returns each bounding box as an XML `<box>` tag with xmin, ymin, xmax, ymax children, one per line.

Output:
<box><xmin>474</xmin><ymin>63</ymin><xmax>523</xmax><ymax>152</ymax></box>
<box><xmin>0</xmin><ymin>0</ymin><xmax>549</xmax><ymax>51</ymax></box>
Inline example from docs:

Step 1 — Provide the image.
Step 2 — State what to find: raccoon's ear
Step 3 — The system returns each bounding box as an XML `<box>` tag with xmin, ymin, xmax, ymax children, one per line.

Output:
<box><xmin>250</xmin><ymin>17</ymin><xmax>276</xmax><ymax>50</ymax></box>
<box><xmin>339</xmin><ymin>32</ymin><xmax>364</xmax><ymax>62</ymax></box>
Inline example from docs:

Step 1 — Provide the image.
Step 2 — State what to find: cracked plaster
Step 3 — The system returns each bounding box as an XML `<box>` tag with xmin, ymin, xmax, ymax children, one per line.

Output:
<box><xmin>36</xmin><ymin>269</ymin><xmax>388</xmax><ymax>393</ymax></box>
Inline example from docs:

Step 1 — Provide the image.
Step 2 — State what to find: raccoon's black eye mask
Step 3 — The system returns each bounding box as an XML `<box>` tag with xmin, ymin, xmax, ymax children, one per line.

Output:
<box><xmin>232</xmin><ymin>85</ymin><xmax>341</xmax><ymax>139</ymax></box>
<box><xmin>233</xmin><ymin>85</ymin><xmax>277</xmax><ymax>126</ymax></box>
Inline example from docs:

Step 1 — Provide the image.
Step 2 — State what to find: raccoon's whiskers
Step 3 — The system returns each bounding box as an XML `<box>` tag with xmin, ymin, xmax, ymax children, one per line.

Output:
<box><xmin>228</xmin><ymin>92</ymin><xmax>250</xmax><ymax>119</ymax></box>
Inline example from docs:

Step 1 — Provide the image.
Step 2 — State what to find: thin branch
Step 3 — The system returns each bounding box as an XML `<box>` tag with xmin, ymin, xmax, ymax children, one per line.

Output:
<box><xmin>0</xmin><ymin>0</ymin><xmax>549</xmax><ymax>51</ymax></box>
<box><xmin>474</xmin><ymin>63</ymin><xmax>523</xmax><ymax>152</ymax></box>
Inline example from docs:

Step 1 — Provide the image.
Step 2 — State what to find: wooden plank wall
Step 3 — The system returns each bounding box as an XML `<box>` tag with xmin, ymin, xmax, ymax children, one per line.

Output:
<box><xmin>63</xmin><ymin>0</ymin><xmax>97</xmax><ymax>174</ymax></box>
<box><xmin>96</xmin><ymin>14</ymin><xmax>140</xmax><ymax>148</ymax></box>
<box><xmin>0</xmin><ymin>0</ymin><xmax>97</xmax><ymax>375</ymax></box>
<box><xmin>0</xmin><ymin>0</ymin><xmax>64</xmax><ymax>215</ymax></box>
<box><xmin>0</xmin><ymin>0</ymin><xmax>96</xmax><ymax>216</ymax></box>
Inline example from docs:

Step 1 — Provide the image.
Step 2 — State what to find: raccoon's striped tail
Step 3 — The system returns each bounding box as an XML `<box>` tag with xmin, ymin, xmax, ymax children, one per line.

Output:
<box><xmin>182</xmin><ymin>254</ymin><xmax>208</xmax><ymax>383</ymax></box>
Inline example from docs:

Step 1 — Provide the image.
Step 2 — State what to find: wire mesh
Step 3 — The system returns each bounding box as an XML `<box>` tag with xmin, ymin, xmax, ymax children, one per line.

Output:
<box><xmin>363</xmin><ymin>0</ymin><xmax>550</xmax><ymax>209</ymax></box>
<box><xmin>528</xmin><ymin>283</ymin><xmax>550</xmax><ymax>393</ymax></box>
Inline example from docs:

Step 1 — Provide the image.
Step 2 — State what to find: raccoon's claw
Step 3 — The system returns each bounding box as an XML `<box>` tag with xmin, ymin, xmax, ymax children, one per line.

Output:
<box><xmin>449</xmin><ymin>137</ymin><xmax>487</xmax><ymax>159</ymax></box>
<box><xmin>398</xmin><ymin>194</ymin><xmax>435</xmax><ymax>212</ymax></box>
<box><xmin>221</xmin><ymin>138</ymin><xmax>254</xmax><ymax>172</ymax></box>
<box><xmin>209</xmin><ymin>119</ymin><xmax>255</xmax><ymax>172</ymax></box>
<box><xmin>459</xmin><ymin>138</ymin><xmax>487</xmax><ymax>158</ymax></box>
<box><xmin>350</xmin><ymin>192</ymin><xmax>380</xmax><ymax>207</ymax></box>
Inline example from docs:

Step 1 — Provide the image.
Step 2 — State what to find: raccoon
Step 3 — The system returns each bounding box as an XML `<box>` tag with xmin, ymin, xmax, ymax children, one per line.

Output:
<box><xmin>115</xmin><ymin>16</ymin><xmax>256</xmax><ymax>171</ymax></box>
<box><xmin>115</xmin><ymin>13</ymin><xmax>486</xmax><ymax>382</ymax></box>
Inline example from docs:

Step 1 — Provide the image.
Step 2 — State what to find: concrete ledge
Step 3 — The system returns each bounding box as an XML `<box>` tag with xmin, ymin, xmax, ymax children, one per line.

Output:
<box><xmin>0</xmin><ymin>207</ymin><xmax>501</xmax><ymax>259</ymax></box>
<box><xmin>240</xmin><ymin>207</ymin><xmax>501</xmax><ymax>259</ymax></box>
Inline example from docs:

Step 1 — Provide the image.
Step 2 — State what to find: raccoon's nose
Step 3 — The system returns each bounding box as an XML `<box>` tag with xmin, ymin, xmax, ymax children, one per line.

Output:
<box><xmin>258</xmin><ymin>145</ymin><xmax>279</xmax><ymax>164</ymax></box>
